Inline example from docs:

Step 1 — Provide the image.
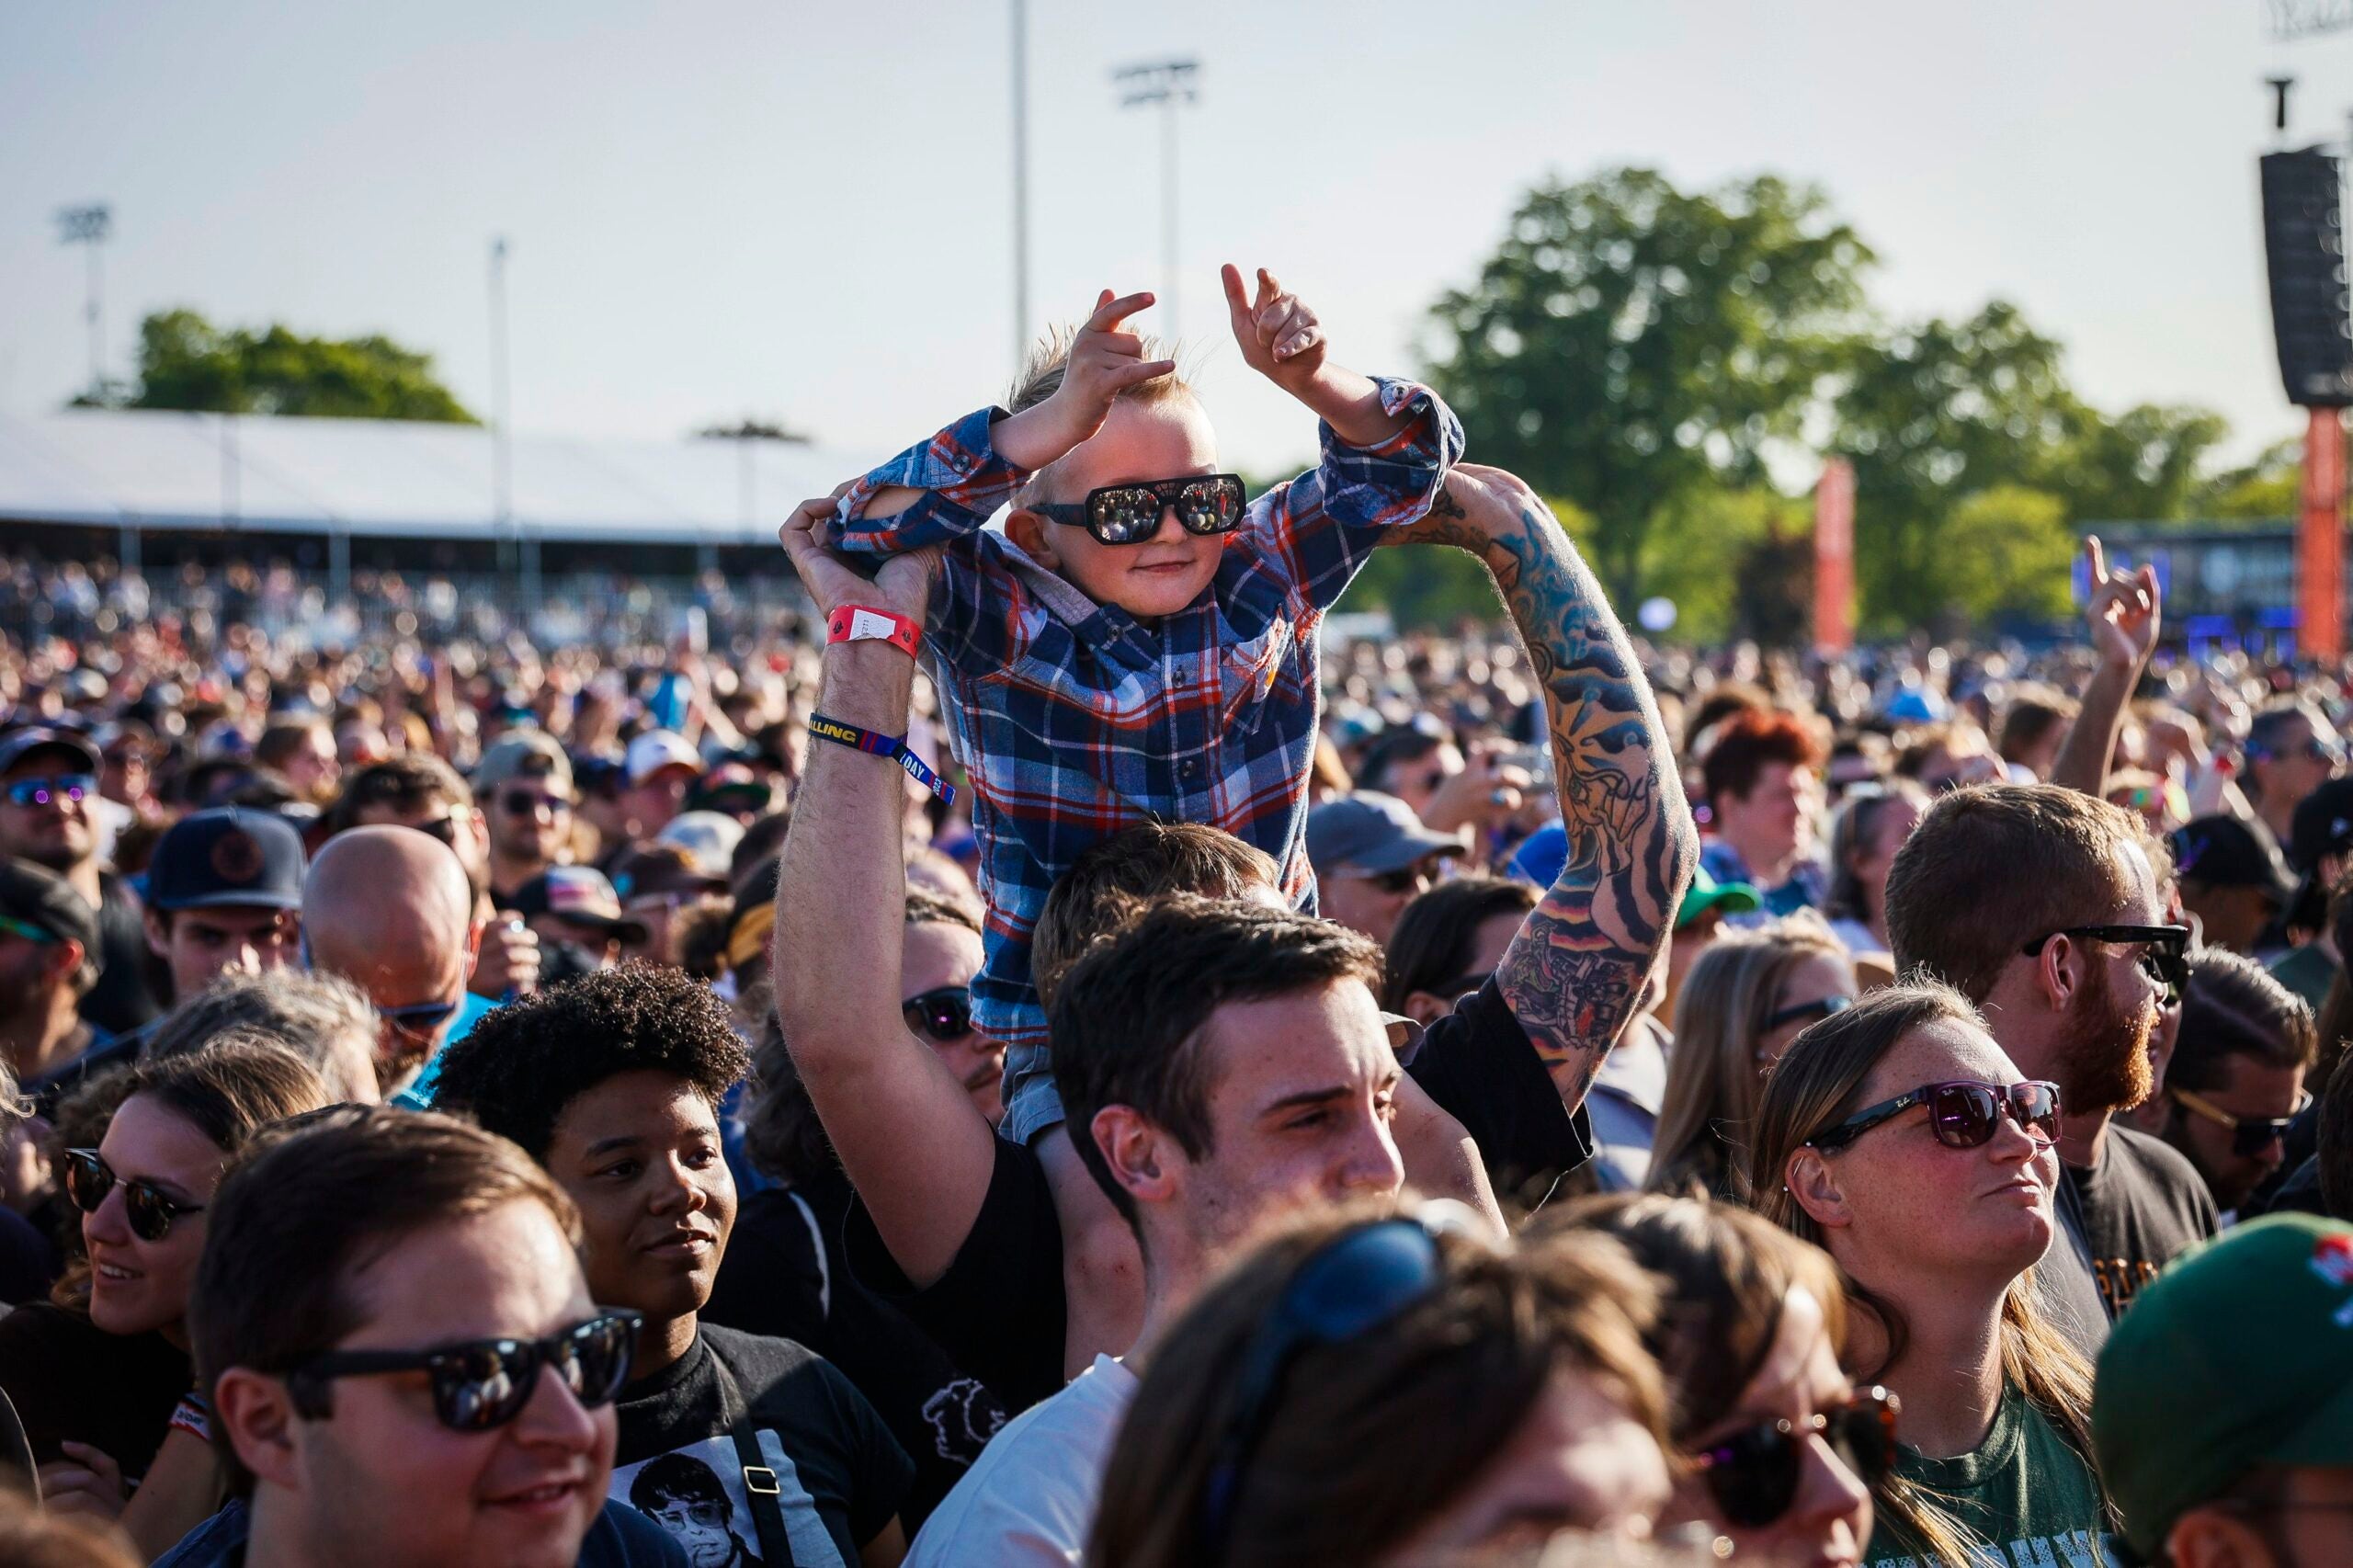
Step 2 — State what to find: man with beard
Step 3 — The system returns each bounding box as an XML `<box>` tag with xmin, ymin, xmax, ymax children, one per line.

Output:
<box><xmin>0</xmin><ymin>729</ymin><xmax>154</xmax><ymax>1034</ymax></box>
<box><xmin>1886</xmin><ymin>783</ymin><xmax>2216</xmax><ymax>1334</ymax></box>
<box><xmin>301</xmin><ymin>828</ymin><xmax>481</xmax><ymax>1102</ymax></box>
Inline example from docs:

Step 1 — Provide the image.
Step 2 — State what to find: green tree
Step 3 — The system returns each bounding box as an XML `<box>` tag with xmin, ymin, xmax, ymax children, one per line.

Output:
<box><xmin>1938</xmin><ymin>484</ymin><xmax>2076</xmax><ymax>625</ymax></box>
<box><xmin>1420</xmin><ymin>168</ymin><xmax>1872</xmax><ymax>606</ymax></box>
<box><xmin>96</xmin><ymin>310</ymin><xmax>477</xmax><ymax>423</ymax></box>
<box><xmin>2195</xmin><ymin>435</ymin><xmax>2302</xmax><ymax>519</ymax></box>
<box><xmin>1637</xmin><ymin>487</ymin><xmax>1808</xmax><ymax>645</ymax></box>
<box><xmin>2042</xmin><ymin>403</ymin><xmax>2232</xmax><ymax>524</ymax></box>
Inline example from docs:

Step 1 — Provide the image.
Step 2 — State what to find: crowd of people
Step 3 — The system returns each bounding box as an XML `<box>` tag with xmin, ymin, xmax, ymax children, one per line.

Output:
<box><xmin>0</xmin><ymin>268</ymin><xmax>2349</xmax><ymax>1568</ymax></box>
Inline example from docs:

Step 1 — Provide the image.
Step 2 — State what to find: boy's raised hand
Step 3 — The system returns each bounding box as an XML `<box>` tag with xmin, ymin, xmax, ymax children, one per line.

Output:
<box><xmin>1223</xmin><ymin>264</ymin><xmax>1326</xmax><ymax>395</ymax></box>
<box><xmin>999</xmin><ymin>290</ymin><xmax>1177</xmax><ymax>471</ymax></box>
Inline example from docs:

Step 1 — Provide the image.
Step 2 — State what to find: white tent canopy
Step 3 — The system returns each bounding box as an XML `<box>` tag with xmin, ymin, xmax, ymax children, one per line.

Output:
<box><xmin>0</xmin><ymin>407</ymin><xmax>871</xmax><ymax>546</ymax></box>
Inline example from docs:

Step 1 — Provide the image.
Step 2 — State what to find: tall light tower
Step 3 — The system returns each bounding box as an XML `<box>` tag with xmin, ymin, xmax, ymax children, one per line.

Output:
<box><xmin>489</xmin><ymin>236</ymin><xmax>514</xmax><ymax>574</ymax></box>
<box><xmin>1111</xmin><ymin>59</ymin><xmax>1199</xmax><ymax>341</ymax></box>
<box><xmin>1011</xmin><ymin>0</ymin><xmax>1031</xmax><ymax>365</ymax></box>
<box><xmin>55</xmin><ymin>205</ymin><xmax>112</xmax><ymax>395</ymax></box>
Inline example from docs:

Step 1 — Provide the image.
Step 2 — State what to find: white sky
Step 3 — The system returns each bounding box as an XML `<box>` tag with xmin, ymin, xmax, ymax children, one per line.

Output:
<box><xmin>5</xmin><ymin>0</ymin><xmax>2352</xmax><ymax>483</ymax></box>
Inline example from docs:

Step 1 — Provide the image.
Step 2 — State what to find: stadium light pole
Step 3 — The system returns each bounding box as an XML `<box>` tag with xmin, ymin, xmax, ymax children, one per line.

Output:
<box><xmin>1011</xmin><ymin>0</ymin><xmax>1031</xmax><ymax>366</ymax></box>
<box><xmin>1112</xmin><ymin>60</ymin><xmax>1199</xmax><ymax>342</ymax></box>
<box><xmin>54</xmin><ymin>205</ymin><xmax>112</xmax><ymax>396</ymax></box>
<box><xmin>489</xmin><ymin>236</ymin><xmax>515</xmax><ymax>579</ymax></box>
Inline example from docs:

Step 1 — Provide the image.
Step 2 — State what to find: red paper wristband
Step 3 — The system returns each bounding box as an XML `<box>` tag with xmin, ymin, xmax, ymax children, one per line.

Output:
<box><xmin>825</xmin><ymin>604</ymin><xmax>921</xmax><ymax>660</ymax></box>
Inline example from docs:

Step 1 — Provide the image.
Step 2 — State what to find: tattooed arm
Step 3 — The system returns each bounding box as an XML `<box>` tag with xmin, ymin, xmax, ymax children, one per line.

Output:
<box><xmin>1401</xmin><ymin>464</ymin><xmax>1699</xmax><ymax>1112</ymax></box>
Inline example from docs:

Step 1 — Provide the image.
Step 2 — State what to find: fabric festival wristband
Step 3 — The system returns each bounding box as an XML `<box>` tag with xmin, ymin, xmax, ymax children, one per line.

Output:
<box><xmin>808</xmin><ymin>711</ymin><xmax>957</xmax><ymax>807</ymax></box>
<box><xmin>825</xmin><ymin>603</ymin><xmax>922</xmax><ymax>660</ymax></box>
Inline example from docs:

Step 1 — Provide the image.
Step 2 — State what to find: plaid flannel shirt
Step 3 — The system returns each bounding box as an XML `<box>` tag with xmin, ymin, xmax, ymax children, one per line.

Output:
<box><xmin>831</xmin><ymin>378</ymin><xmax>1464</xmax><ymax>1056</ymax></box>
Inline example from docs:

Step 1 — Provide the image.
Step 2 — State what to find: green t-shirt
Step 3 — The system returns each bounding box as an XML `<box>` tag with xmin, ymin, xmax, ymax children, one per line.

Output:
<box><xmin>2268</xmin><ymin>942</ymin><xmax>2337</xmax><ymax>1015</ymax></box>
<box><xmin>1864</xmin><ymin>1386</ymin><xmax>2116</xmax><ymax>1568</ymax></box>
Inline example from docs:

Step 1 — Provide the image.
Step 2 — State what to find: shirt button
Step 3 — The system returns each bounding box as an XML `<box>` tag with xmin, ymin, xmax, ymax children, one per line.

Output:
<box><xmin>1180</xmin><ymin>761</ymin><xmax>1199</xmax><ymax>778</ymax></box>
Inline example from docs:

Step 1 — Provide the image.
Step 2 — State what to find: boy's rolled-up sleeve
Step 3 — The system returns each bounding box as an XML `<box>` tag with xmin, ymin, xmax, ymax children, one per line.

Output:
<box><xmin>830</xmin><ymin>408</ymin><xmax>1034</xmax><ymax>557</ymax></box>
<box><xmin>1250</xmin><ymin>378</ymin><xmax>1467</xmax><ymax>613</ymax></box>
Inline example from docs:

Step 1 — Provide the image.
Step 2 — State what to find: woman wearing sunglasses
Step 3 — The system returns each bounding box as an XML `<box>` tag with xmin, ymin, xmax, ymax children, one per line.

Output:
<box><xmin>1649</xmin><ymin>915</ymin><xmax>1856</xmax><ymax>1199</ymax></box>
<box><xmin>1748</xmin><ymin>984</ymin><xmax>2115</xmax><ymax>1566</ymax></box>
<box><xmin>1087</xmin><ymin>1205</ymin><xmax>1675</xmax><ymax>1568</ymax></box>
<box><xmin>0</xmin><ymin>1042</ymin><xmax>326</xmax><ymax>1551</ymax></box>
<box><xmin>1561</xmin><ymin>1195</ymin><xmax>1882</xmax><ymax>1566</ymax></box>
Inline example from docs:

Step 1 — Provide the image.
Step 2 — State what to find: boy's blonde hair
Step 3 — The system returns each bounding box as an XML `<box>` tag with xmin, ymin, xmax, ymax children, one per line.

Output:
<box><xmin>1010</xmin><ymin>325</ymin><xmax>1198</xmax><ymax>507</ymax></box>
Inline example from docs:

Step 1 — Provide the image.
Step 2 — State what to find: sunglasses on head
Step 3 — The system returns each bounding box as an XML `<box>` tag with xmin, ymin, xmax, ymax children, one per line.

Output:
<box><xmin>63</xmin><ymin>1149</ymin><xmax>207</xmax><ymax>1243</ymax></box>
<box><xmin>1202</xmin><ymin>1217</ymin><xmax>1449</xmax><ymax>1552</ymax></box>
<box><xmin>1808</xmin><ymin>1079</ymin><xmax>2062</xmax><ymax>1153</ymax></box>
<box><xmin>497</xmin><ymin>788</ymin><xmax>571</xmax><ymax>818</ymax></box>
<box><xmin>2021</xmin><ymin>924</ymin><xmax>2190</xmax><ymax>1003</ymax></box>
<box><xmin>6</xmin><ymin>775</ymin><xmax>95</xmax><ymax>810</ymax></box>
<box><xmin>903</xmin><ymin>985</ymin><xmax>974</xmax><ymax>1042</ymax></box>
<box><xmin>1032</xmin><ymin>473</ymin><xmax>1246</xmax><ymax>546</ymax></box>
<box><xmin>287</xmin><ymin>1310</ymin><xmax>642</xmax><ymax>1434</ymax></box>
<box><xmin>1690</xmin><ymin>1386</ymin><xmax>1902</xmax><ymax>1529</ymax></box>
<box><xmin>2170</xmin><ymin>1085</ymin><xmax>2313</xmax><ymax>1157</ymax></box>
<box><xmin>1765</xmin><ymin>994</ymin><xmax>1854</xmax><ymax>1033</ymax></box>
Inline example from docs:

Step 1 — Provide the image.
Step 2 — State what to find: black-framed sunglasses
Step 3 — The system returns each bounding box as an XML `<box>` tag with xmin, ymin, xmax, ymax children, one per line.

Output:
<box><xmin>1338</xmin><ymin>863</ymin><xmax>1434</xmax><ymax>897</ymax></box>
<box><xmin>2170</xmin><ymin>1085</ymin><xmax>2313</xmax><ymax>1158</ymax></box>
<box><xmin>63</xmin><ymin>1148</ymin><xmax>207</xmax><ymax>1243</ymax></box>
<box><xmin>497</xmin><ymin>788</ymin><xmax>572</xmax><ymax>819</ymax></box>
<box><xmin>1808</xmin><ymin>1079</ymin><xmax>2062</xmax><ymax>1153</ymax></box>
<box><xmin>903</xmin><ymin>985</ymin><xmax>974</xmax><ymax>1042</ymax></box>
<box><xmin>1690</xmin><ymin>1386</ymin><xmax>1902</xmax><ymax>1528</ymax></box>
<box><xmin>5</xmin><ymin>775</ymin><xmax>95</xmax><ymax>810</ymax></box>
<box><xmin>2022</xmin><ymin>924</ymin><xmax>2190</xmax><ymax>1001</ymax></box>
<box><xmin>1765</xmin><ymin>994</ymin><xmax>1854</xmax><ymax>1033</ymax></box>
<box><xmin>1202</xmin><ymin>1217</ymin><xmax>1449</xmax><ymax>1552</ymax></box>
<box><xmin>378</xmin><ymin>998</ymin><xmax>461</xmax><ymax>1041</ymax></box>
<box><xmin>412</xmin><ymin>810</ymin><xmax>471</xmax><ymax>848</ymax></box>
<box><xmin>287</xmin><ymin>1309</ymin><xmax>642</xmax><ymax>1433</ymax></box>
<box><xmin>1032</xmin><ymin>473</ymin><xmax>1246</xmax><ymax>546</ymax></box>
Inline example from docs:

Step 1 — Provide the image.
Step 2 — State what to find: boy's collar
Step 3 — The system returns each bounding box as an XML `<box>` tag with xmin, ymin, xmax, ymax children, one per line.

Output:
<box><xmin>997</xmin><ymin>544</ymin><xmax>1158</xmax><ymax>663</ymax></box>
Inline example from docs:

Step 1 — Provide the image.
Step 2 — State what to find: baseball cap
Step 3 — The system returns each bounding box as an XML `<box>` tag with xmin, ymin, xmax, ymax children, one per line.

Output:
<box><xmin>510</xmin><ymin>866</ymin><xmax>650</xmax><ymax>942</ymax></box>
<box><xmin>1506</xmin><ymin>824</ymin><xmax>1760</xmax><ymax>929</ymax></box>
<box><xmin>657</xmin><ymin>811</ymin><xmax>746</xmax><ymax>880</ymax></box>
<box><xmin>473</xmin><ymin>731</ymin><xmax>574</xmax><ymax>799</ymax></box>
<box><xmin>625</xmin><ymin>731</ymin><xmax>701</xmax><ymax>787</ymax></box>
<box><xmin>2167</xmin><ymin>814</ymin><xmax>2296</xmax><ymax>906</ymax></box>
<box><xmin>2095</xmin><ymin>1214</ymin><xmax>2353</xmax><ymax>1560</ymax></box>
<box><xmin>146</xmin><ymin>808</ymin><xmax>306</xmax><ymax>912</ymax></box>
<box><xmin>0</xmin><ymin>857</ymin><xmax>100</xmax><ymax>961</ymax></box>
<box><xmin>1305</xmin><ymin>792</ymin><xmax>1472</xmax><ymax>879</ymax></box>
<box><xmin>0</xmin><ymin>727</ymin><xmax>101</xmax><ymax>778</ymax></box>
<box><xmin>609</xmin><ymin>844</ymin><xmax>727</xmax><ymax>905</ymax></box>
<box><xmin>2290</xmin><ymin>777</ymin><xmax>2353</xmax><ymax>872</ymax></box>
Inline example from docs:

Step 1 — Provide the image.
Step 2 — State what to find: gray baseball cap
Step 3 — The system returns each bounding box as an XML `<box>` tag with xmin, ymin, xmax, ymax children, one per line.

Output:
<box><xmin>1305</xmin><ymin>791</ymin><xmax>1472</xmax><ymax>877</ymax></box>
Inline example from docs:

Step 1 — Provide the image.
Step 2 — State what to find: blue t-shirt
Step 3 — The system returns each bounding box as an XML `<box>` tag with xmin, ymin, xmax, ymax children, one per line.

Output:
<box><xmin>155</xmin><ymin>1495</ymin><xmax>690</xmax><ymax>1567</ymax></box>
<box><xmin>388</xmin><ymin>990</ymin><xmax>501</xmax><ymax>1110</ymax></box>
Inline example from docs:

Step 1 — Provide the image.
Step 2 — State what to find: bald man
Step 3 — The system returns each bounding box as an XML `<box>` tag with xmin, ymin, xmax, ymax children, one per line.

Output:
<box><xmin>302</xmin><ymin>826</ymin><xmax>483</xmax><ymax>1101</ymax></box>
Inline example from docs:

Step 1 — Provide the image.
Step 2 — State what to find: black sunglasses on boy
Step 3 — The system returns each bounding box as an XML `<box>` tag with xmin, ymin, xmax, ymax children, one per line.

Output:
<box><xmin>1032</xmin><ymin>473</ymin><xmax>1247</xmax><ymax>546</ymax></box>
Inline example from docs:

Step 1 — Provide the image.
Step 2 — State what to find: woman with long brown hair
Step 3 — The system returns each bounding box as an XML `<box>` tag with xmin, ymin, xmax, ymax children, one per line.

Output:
<box><xmin>1561</xmin><ymin>1194</ymin><xmax>1885</xmax><ymax>1566</ymax></box>
<box><xmin>1086</xmin><ymin>1204</ymin><xmax>1675</xmax><ymax>1568</ymax></box>
<box><xmin>1748</xmin><ymin>983</ymin><xmax>2113</xmax><ymax>1565</ymax></box>
<box><xmin>1648</xmin><ymin>915</ymin><xmax>1855</xmax><ymax>1199</ymax></box>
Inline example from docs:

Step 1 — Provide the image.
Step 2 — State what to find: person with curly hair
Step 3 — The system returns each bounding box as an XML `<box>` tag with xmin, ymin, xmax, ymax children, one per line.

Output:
<box><xmin>433</xmin><ymin>965</ymin><xmax>913</xmax><ymax>1567</ymax></box>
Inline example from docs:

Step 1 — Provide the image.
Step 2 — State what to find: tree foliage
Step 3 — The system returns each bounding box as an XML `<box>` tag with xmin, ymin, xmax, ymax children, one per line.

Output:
<box><xmin>93</xmin><ymin>310</ymin><xmax>477</xmax><ymax>423</ymax></box>
<box><xmin>1420</xmin><ymin>168</ymin><xmax>1872</xmax><ymax>607</ymax></box>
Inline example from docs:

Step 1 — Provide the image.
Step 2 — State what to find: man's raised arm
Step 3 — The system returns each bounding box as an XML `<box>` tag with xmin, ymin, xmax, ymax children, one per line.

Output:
<box><xmin>772</xmin><ymin>511</ymin><xmax>995</xmax><ymax>1290</ymax></box>
<box><xmin>1401</xmin><ymin>464</ymin><xmax>1699</xmax><ymax>1112</ymax></box>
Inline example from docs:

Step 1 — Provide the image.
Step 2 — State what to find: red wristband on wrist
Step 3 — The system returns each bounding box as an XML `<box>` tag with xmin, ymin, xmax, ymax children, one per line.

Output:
<box><xmin>825</xmin><ymin>604</ymin><xmax>922</xmax><ymax>659</ymax></box>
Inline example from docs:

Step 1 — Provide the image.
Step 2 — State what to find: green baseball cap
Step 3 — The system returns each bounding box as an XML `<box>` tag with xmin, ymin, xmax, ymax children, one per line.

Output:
<box><xmin>2093</xmin><ymin>1214</ymin><xmax>2353</xmax><ymax>1560</ymax></box>
<box><xmin>1676</xmin><ymin>865</ymin><xmax>1762</xmax><ymax>931</ymax></box>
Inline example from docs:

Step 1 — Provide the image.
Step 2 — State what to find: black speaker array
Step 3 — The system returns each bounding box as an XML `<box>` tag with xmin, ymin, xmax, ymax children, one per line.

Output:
<box><xmin>2262</xmin><ymin>147</ymin><xmax>2353</xmax><ymax>407</ymax></box>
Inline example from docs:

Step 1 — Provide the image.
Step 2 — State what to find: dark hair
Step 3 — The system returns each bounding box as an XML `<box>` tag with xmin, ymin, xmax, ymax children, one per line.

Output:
<box><xmin>1086</xmin><ymin>1206</ymin><xmax>1667</xmax><ymax>1568</ymax></box>
<box><xmin>325</xmin><ymin>754</ymin><xmax>468</xmax><ymax>837</ymax></box>
<box><xmin>1884</xmin><ymin>783</ymin><xmax>2151</xmax><ymax>1003</ymax></box>
<box><xmin>254</xmin><ymin>720</ymin><xmax>331</xmax><ymax>777</ymax></box>
<box><xmin>1047</xmin><ymin>898</ymin><xmax>1382</xmax><ymax>1229</ymax></box>
<box><xmin>1700</xmin><ymin>710</ymin><xmax>1823</xmax><ymax>811</ymax></box>
<box><xmin>189</xmin><ymin>1108</ymin><xmax>580</xmax><ymax>1492</ymax></box>
<box><xmin>2320</xmin><ymin>1051</ymin><xmax>2353</xmax><ymax>1220</ymax></box>
<box><xmin>2311</xmin><ymin>866</ymin><xmax>2353</xmax><ymax>1098</ymax></box>
<box><xmin>1995</xmin><ymin>687</ymin><xmax>2076</xmax><ymax>769</ymax></box>
<box><xmin>2168</xmin><ymin>949</ymin><xmax>2317</xmax><ymax>1097</ymax></box>
<box><xmin>432</xmin><ymin>964</ymin><xmax>748</xmax><ymax>1159</ymax></box>
<box><xmin>1031</xmin><ymin>824</ymin><xmax>1279</xmax><ymax>1008</ymax></box>
<box><xmin>729</xmin><ymin>809</ymin><xmax>793</xmax><ymax>895</ymax></box>
<box><xmin>1379</xmin><ymin>874</ymin><xmax>1534</xmax><ymax>1013</ymax></box>
<box><xmin>1822</xmin><ymin>783</ymin><xmax>1927</xmax><ymax>926</ymax></box>
<box><xmin>1354</xmin><ymin>727</ymin><xmax>1447</xmax><ymax>795</ymax></box>
<box><xmin>2245</xmin><ymin>700</ymin><xmax>2330</xmax><ymax>795</ymax></box>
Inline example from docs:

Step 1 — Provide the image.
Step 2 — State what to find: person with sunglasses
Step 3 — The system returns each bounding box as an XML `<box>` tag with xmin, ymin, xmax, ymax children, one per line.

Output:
<box><xmin>176</xmin><ymin>1108</ymin><xmax>688</xmax><ymax>1568</ymax></box>
<box><xmin>2127</xmin><ymin>949</ymin><xmax>2317</xmax><ymax>1214</ymax></box>
<box><xmin>1086</xmin><ymin>1206</ymin><xmax>1675</xmax><ymax>1568</ymax></box>
<box><xmin>1750</xmin><ymin>983</ymin><xmax>2116</xmax><ymax>1568</ymax></box>
<box><xmin>2243</xmin><ymin>699</ymin><xmax>2344</xmax><ymax>854</ymax></box>
<box><xmin>301</xmin><ymin>826</ymin><xmax>482</xmax><ymax>1105</ymax></box>
<box><xmin>473</xmin><ymin>730</ymin><xmax>580</xmax><ymax>905</ymax></box>
<box><xmin>0</xmin><ymin>856</ymin><xmax>113</xmax><ymax>1119</ymax></box>
<box><xmin>1885</xmin><ymin>781</ymin><xmax>2217</xmax><ymax>1332</ymax></box>
<box><xmin>1561</xmin><ymin>1195</ymin><xmax>1884</xmax><ymax>1565</ymax></box>
<box><xmin>431</xmin><ymin>966</ymin><xmax>914</xmax><ymax>1568</ymax></box>
<box><xmin>0</xmin><ymin>727</ymin><xmax>157</xmax><ymax>1038</ymax></box>
<box><xmin>1304</xmin><ymin>790</ymin><xmax>1471</xmax><ymax>947</ymax></box>
<box><xmin>0</xmin><ymin>1042</ymin><xmax>327</xmax><ymax>1551</ymax></box>
<box><xmin>1647</xmin><ymin>915</ymin><xmax>1856</xmax><ymax>1200</ymax></box>
<box><xmin>793</xmin><ymin>267</ymin><xmax>1464</xmax><ymax>1175</ymax></box>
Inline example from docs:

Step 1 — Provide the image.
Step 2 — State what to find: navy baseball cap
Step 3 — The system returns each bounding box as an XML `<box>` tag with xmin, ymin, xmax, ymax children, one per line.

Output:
<box><xmin>145</xmin><ymin>808</ymin><xmax>306</xmax><ymax>912</ymax></box>
<box><xmin>0</xmin><ymin>727</ymin><xmax>101</xmax><ymax>778</ymax></box>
